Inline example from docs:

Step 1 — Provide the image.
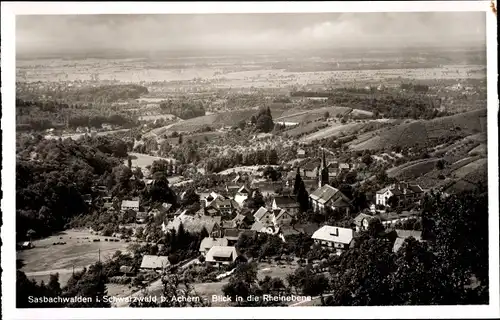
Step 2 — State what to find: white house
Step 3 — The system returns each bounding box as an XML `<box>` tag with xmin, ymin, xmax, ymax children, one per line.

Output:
<box><xmin>121</xmin><ymin>200</ymin><xmax>140</xmax><ymax>212</ymax></box>
<box><xmin>311</xmin><ymin>225</ymin><xmax>354</xmax><ymax>255</ymax></box>
<box><xmin>199</xmin><ymin>237</ymin><xmax>229</xmax><ymax>256</ymax></box>
<box><xmin>140</xmin><ymin>255</ymin><xmax>170</xmax><ymax>271</ymax></box>
<box><xmin>375</xmin><ymin>183</ymin><xmax>424</xmax><ymax>207</ymax></box>
<box><xmin>205</xmin><ymin>246</ymin><xmax>239</xmax><ymax>267</ymax></box>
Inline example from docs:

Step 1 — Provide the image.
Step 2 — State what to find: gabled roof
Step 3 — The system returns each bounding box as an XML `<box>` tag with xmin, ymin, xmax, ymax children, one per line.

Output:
<box><xmin>251</xmin><ymin>220</ymin><xmax>266</xmax><ymax>232</ymax></box>
<box><xmin>353</xmin><ymin>213</ymin><xmax>375</xmax><ymax>226</ymax></box>
<box><xmin>275</xmin><ymin>209</ymin><xmax>294</xmax><ymax>220</ymax></box>
<box><xmin>310</xmin><ymin>184</ymin><xmax>344</xmax><ymax>204</ymax></box>
<box><xmin>273</xmin><ymin>196</ymin><xmax>300</xmax><ymax>208</ymax></box>
<box><xmin>253</xmin><ymin>207</ymin><xmax>269</xmax><ymax>220</ymax></box>
<box><xmin>311</xmin><ymin>225</ymin><xmax>354</xmax><ymax>245</ymax></box>
<box><xmin>205</xmin><ymin>246</ymin><xmax>238</xmax><ymax>262</ymax></box>
<box><xmin>199</xmin><ymin>237</ymin><xmax>229</xmax><ymax>252</ymax></box>
<box><xmin>140</xmin><ymin>255</ymin><xmax>170</xmax><ymax>269</ymax></box>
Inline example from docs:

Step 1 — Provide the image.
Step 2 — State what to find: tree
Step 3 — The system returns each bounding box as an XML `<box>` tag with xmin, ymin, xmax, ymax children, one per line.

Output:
<box><xmin>296</xmin><ymin>180</ymin><xmax>309</xmax><ymax>212</ymax></box>
<box><xmin>64</xmin><ymin>262</ymin><xmax>111</xmax><ymax>307</ymax></box>
<box><xmin>178</xmin><ymin>134</ymin><xmax>183</xmax><ymax>145</ymax></box>
<box><xmin>246</xmin><ymin>190</ymin><xmax>265</xmax><ymax>210</ymax></box>
<box><xmin>323</xmin><ymin>111</ymin><xmax>330</xmax><ymax>120</ymax></box>
<box><xmin>127</xmin><ymin>156</ymin><xmax>132</xmax><ymax>169</ymax></box>
<box><xmin>181</xmin><ymin>188</ymin><xmax>200</xmax><ymax>206</ymax></box>
<box><xmin>263</xmin><ymin>166</ymin><xmax>279</xmax><ymax>181</ymax></box>
<box><xmin>293</xmin><ymin>167</ymin><xmax>302</xmax><ymax>195</ymax></box>
<box><xmin>302</xmin><ymin>274</ymin><xmax>329</xmax><ymax>297</ymax></box>
<box><xmin>435</xmin><ymin>159</ymin><xmax>446</xmax><ymax>170</ymax></box>
<box><xmin>237</xmin><ymin>120</ymin><xmax>246</xmax><ymax>130</ymax></box>
<box><xmin>361</xmin><ymin>153</ymin><xmax>373</xmax><ymax>166</ymax></box>
<box><xmin>255</xmin><ymin>114</ymin><xmax>274</xmax><ymax>133</ymax></box>
<box><xmin>387</xmin><ymin>195</ymin><xmax>399</xmax><ymax>208</ymax></box>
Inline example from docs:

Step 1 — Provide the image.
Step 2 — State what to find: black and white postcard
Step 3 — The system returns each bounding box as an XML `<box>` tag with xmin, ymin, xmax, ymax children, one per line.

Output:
<box><xmin>1</xmin><ymin>1</ymin><xmax>498</xmax><ymax>319</ymax></box>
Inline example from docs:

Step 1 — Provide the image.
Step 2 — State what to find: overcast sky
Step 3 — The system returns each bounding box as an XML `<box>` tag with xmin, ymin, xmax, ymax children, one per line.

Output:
<box><xmin>16</xmin><ymin>12</ymin><xmax>486</xmax><ymax>56</ymax></box>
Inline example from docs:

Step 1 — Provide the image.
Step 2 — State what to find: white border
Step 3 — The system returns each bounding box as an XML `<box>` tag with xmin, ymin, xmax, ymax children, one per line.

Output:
<box><xmin>1</xmin><ymin>1</ymin><xmax>498</xmax><ymax>320</ymax></box>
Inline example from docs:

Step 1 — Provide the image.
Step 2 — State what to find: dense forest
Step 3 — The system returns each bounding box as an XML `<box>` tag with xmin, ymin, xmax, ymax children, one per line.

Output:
<box><xmin>16</xmin><ymin>99</ymin><xmax>136</xmax><ymax>131</ymax></box>
<box><xmin>17</xmin><ymin>84</ymin><xmax>149</xmax><ymax>104</ymax></box>
<box><xmin>159</xmin><ymin>99</ymin><xmax>206</xmax><ymax>120</ymax></box>
<box><xmin>291</xmin><ymin>90</ymin><xmax>448</xmax><ymax>120</ymax></box>
<box><xmin>16</xmin><ymin>136</ymin><xmax>130</xmax><ymax>239</ymax></box>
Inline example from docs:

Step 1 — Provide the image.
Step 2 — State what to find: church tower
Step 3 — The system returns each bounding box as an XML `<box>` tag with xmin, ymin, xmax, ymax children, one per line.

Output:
<box><xmin>319</xmin><ymin>149</ymin><xmax>329</xmax><ymax>188</ymax></box>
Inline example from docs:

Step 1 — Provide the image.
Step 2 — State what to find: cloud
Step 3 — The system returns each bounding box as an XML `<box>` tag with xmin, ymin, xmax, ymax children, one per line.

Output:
<box><xmin>16</xmin><ymin>12</ymin><xmax>486</xmax><ymax>55</ymax></box>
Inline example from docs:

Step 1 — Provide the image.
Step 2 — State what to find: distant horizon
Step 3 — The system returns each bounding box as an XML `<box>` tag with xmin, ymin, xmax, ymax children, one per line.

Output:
<box><xmin>16</xmin><ymin>42</ymin><xmax>487</xmax><ymax>61</ymax></box>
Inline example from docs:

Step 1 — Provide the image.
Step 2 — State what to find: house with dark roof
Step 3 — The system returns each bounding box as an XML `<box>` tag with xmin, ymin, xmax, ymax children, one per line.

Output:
<box><xmin>309</xmin><ymin>184</ymin><xmax>351</xmax><ymax>214</ymax></box>
<box><xmin>375</xmin><ymin>182</ymin><xmax>424</xmax><ymax>207</ymax></box>
<box><xmin>272</xmin><ymin>196</ymin><xmax>300</xmax><ymax>215</ymax></box>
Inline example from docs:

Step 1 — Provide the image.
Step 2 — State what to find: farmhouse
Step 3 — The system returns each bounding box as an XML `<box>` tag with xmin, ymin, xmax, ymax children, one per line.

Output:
<box><xmin>375</xmin><ymin>182</ymin><xmax>424</xmax><ymax>207</ymax></box>
<box><xmin>140</xmin><ymin>255</ymin><xmax>171</xmax><ymax>271</ymax></box>
<box><xmin>352</xmin><ymin>213</ymin><xmax>375</xmax><ymax>232</ymax></box>
<box><xmin>309</xmin><ymin>184</ymin><xmax>351</xmax><ymax>214</ymax></box>
<box><xmin>253</xmin><ymin>207</ymin><xmax>275</xmax><ymax>226</ymax></box>
<box><xmin>272</xmin><ymin>196</ymin><xmax>300</xmax><ymax>215</ymax></box>
<box><xmin>311</xmin><ymin>225</ymin><xmax>354</xmax><ymax>255</ymax></box>
<box><xmin>121</xmin><ymin>200</ymin><xmax>140</xmax><ymax>212</ymax></box>
<box><xmin>378</xmin><ymin>211</ymin><xmax>419</xmax><ymax>228</ymax></box>
<box><xmin>273</xmin><ymin>209</ymin><xmax>295</xmax><ymax>227</ymax></box>
<box><xmin>199</xmin><ymin>237</ymin><xmax>229</xmax><ymax>256</ymax></box>
<box><xmin>205</xmin><ymin>246</ymin><xmax>240</xmax><ymax>267</ymax></box>
<box><xmin>164</xmin><ymin>212</ymin><xmax>222</xmax><ymax>237</ymax></box>
<box><xmin>297</xmin><ymin>149</ymin><xmax>306</xmax><ymax>158</ymax></box>
<box><xmin>251</xmin><ymin>221</ymin><xmax>279</xmax><ymax>235</ymax></box>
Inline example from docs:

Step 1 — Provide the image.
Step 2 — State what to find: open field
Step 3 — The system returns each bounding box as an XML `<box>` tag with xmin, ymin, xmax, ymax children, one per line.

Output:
<box><xmin>276</xmin><ymin>106</ymin><xmax>352</xmax><ymax>123</ymax></box>
<box><xmin>164</xmin><ymin>131</ymin><xmax>224</xmax><ymax>146</ymax></box>
<box><xmin>164</xmin><ymin>108</ymin><xmax>286</xmax><ymax>133</ymax></box>
<box><xmin>300</xmin><ymin>119</ymin><xmax>396</xmax><ymax>143</ymax></box>
<box><xmin>468</xmin><ymin>143</ymin><xmax>487</xmax><ymax>157</ymax></box>
<box><xmin>451</xmin><ymin>158</ymin><xmax>487</xmax><ymax>179</ymax></box>
<box><xmin>283</xmin><ymin>122</ymin><xmax>328</xmax><ymax>138</ymax></box>
<box><xmin>348</xmin><ymin>109</ymin><xmax>487</xmax><ymax>151</ymax></box>
<box><xmin>18</xmin><ymin>229</ymin><xmax>131</xmax><ymax>285</ymax></box>
<box><xmin>387</xmin><ymin>158</ymin><xmax>442</xmax><ymax>180</ymax></box>
<box><xmin>127</xmin><ymin>152</ymin><xmax>176</xmax><ymax>168</ymax></box>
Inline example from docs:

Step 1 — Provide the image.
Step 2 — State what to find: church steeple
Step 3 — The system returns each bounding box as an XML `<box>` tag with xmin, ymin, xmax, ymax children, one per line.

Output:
<box><xmin>319</xmin><ymin>149</ymin><xmax>329</xmax><ymax>188</ymax></box>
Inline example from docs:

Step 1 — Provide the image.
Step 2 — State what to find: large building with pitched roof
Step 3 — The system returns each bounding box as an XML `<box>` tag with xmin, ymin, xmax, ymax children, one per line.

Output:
<box><xmin>309</xmin><ymin>184</ymin><xmax>351</xmax><ymax>214</ymax></box>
